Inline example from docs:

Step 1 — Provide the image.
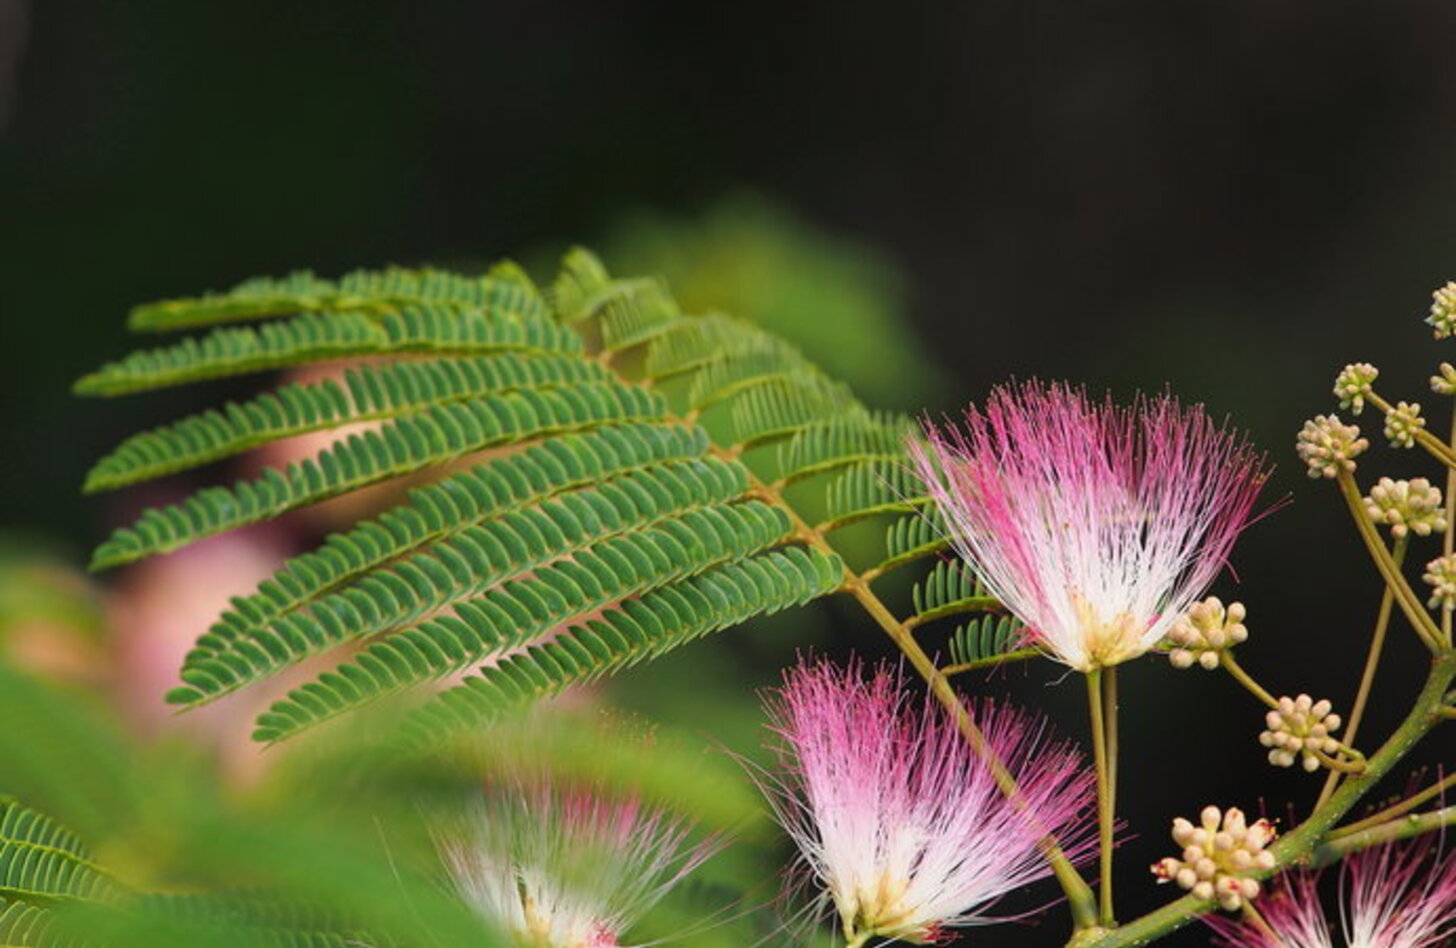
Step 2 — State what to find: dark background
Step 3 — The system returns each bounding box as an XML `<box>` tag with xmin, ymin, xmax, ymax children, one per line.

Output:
<box><xmin>4</xmin><ymin>3</ymin><xmax>1456</xmax><ymax>945</ymax></box>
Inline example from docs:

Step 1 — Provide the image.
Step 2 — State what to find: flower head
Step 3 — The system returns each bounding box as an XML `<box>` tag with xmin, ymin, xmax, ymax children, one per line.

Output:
<box><xmin>1431</xmin><ymin>363</ymin><xmax>1456</xmax><ymax>395</ymax></box>
<box><xmin>1166</xmin><ymin>597</ymin><xmax>1248</xmax><ymax>670</ymax></box>
<box><xmin>1422</xmin><ymin>553</ymin><xmax>1456</xmax><ymax>610</ymax></box>
<box><xmin>1384</xmin><ymin>402</ymin><xmax>1426</xmax><ymax>449</ymax></box>
<box><xmin>1298</xmin><ymin>415</ymin><xmax>1370</xmax><ymax>478</ymax></box>
<box><xmin>1428</xmin><ymin>280</ymin><xmax>1456</xmax><ymax>340</ymax></box>
<box><xmin>1208</xmin><ymin>836</ymin><xmax>1456</xmax><ymax>948</ymax></box>
<box><xmin>1335</xmin><ymin>363</ymin><xmax>1380</xmax><ymax>415</ymax></box>
<box><xmin>760</xmin><ymin>659</ymin><xmax>1096</xmax><ymax>945</ymax></box>
<box><xmin>1150</xmin><ymin>805</ymin><xmax>1275</xmax><ymax>911</ymax></box>
<box><xmin>910</xmin><ymin>382</ymin><xmax>1268</xmax><ymax>671</ymax></box>
<box><xmin>1259</xmin><ymin>694</ymin><xmax>1343</xmax><ymax>772</ymax></box>
<box><xmin>440</xmin><ymin>781</ymin><xmax>716</xmax><ymax>948</ymax></box>
<box><xmin>1364</xmin><ymin>478</ymin><xmax>1447</xmax><ymax>539</ymax></box>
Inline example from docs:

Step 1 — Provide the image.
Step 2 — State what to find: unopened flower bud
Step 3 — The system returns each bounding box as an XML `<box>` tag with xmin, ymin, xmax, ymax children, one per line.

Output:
<box><xmin>1297</xmin><ymin>415</ymin><xmax>1368</xmax><ymax>478</ymax></box>
<box><xmin>1423</xmin><ymin>553</ymin><xmax>1456</xmax><ymax>611</ymax></box>
<box><xmin>1384</xmin><ymin>402</ymin><xmax>1426</xmax><ymax>449</ymax></box>
<box><xmin>1152</xmin><ymin>806</ymin><xmax>1275</xmax><ymax>911</ymax></box>
<box><xmin>1428</xmin><ymin>281</ymin><xmax>1456</xmax><ymax>340</ymax></box>
<box><xmin>1334</xmin><ymin>363</ymin><xmax>1379</xmax><ymax>414</ymax></box>
<box><xmin>1166</xmin><ymin>597</ymin><xmax>1248</xmax><ymax>670</ymax></box>
<box><xmin>1432</xmin><ymin>362</ymin><xmax>1456</xmax><ymax>395</ymax></box>
<box><xmin>1260</xmin><ymin>694</ymin><xmax>1343</xmax><ymax>772</ymax></box>
<box><xmin>1364</xmin><ymin>477</ymin><xmax>1447</xmax><ymax>539</ymax></box>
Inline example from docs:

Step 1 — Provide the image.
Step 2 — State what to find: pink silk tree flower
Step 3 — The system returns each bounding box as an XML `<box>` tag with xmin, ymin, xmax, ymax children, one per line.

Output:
<box><xmin>760</xmin><ymin>659</ymin><xmax>1098</xmax><ymax>946</ymax></box>
<box><xmin>440</xmin><ymin>781</ymin><xmax>719</xmax><ymax>948</ymax></box>
<box><xmin>1207</xmin><ymin>836</ymin><xmax>1456</xmax><ymax>948</ymax></box>
<box><xmin>909</xmin><ymin>382</ymin><xmax>1269</xmax><ymax>671</ymax></box>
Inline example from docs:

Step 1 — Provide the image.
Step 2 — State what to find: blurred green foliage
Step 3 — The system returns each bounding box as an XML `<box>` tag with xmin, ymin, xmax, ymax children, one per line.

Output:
<box><xmin>599</xmin><ymin>194</ymin><xmax>948</xmax><ymax>411</ymax></box>
<box><xmin>0</xmin><ymin>657</ymin><xmax>809</xmax><ymax>946</ymax></box>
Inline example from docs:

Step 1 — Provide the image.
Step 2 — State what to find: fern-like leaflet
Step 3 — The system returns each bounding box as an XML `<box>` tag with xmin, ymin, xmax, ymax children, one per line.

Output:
<box><xmin>78</xmin><ymin>249</ymin><xmax>1024</xmax><ymax>745</ymax></box>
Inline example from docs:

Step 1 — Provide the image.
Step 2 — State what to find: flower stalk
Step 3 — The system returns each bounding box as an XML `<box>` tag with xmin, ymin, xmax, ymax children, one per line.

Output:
<box><xmin>1335</xmin><ymin>468</ymin><xmax>1445</xmax><ymax>654</ymax></box>
<box><xmin>1217</xmin><ymin>651</ymin><xmax>1278</xmax><ymax>711</ymax></box>
<box><xmin>1316</xmin><ymin>535</ymin><xmax>1408</xmax><ymax>808</ymax></box>
<box><xmin>1087</xmin><ymin>668</ymin><xmax>1118</xmax><ymax>927</ymax></box>
<box><xmin>1443</xmin><ymin>404</ymin><xmax>1456</xmax><ymax>640</ymax></box>
<box><xmin>1328</xmin><ymin>772</ymin><xmax>1456</xmax><ymax>840</ymax></box>
<box><xmin>1365</xmin><ymin>388</ymin><xmax>1456</xmax><ymax>468</ymax></box>
<box><xmin>1082</xmin><ymin>653</ymin><xmax>1456</xmax><ymax>948</ymax></box>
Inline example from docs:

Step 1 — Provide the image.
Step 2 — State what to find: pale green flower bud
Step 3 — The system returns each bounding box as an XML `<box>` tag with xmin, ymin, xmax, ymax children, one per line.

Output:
<box><xmin>1296</xmin><ymin>415</ymin><xmax>1368</xmax><ymax>478</ymax></box>
<box><xmin>1333</xmin><ymin>363</ymin><xmax>1378</xmax><ymax>414</ymax></box>
<box><xmin>1364</xmin><ymin>477</ymin><xmax>1447</xmax><ymax>538</ymax></box>
<box><xmin>1384</xmin><ymin>401</ymin><xmax>1426</xmax><ymax>449</ymax></box>
<box><xmin>1428</xmin><ymin>281</ymin><xmax>1456</xmax><ymax>340</ymax></box>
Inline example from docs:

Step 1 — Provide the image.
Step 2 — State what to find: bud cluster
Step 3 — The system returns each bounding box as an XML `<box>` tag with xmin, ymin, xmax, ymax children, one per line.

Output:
<box><xmin>1333</xmin><ymin>362</ymin><xmax>1379</xmax><ymax>414</ymax></box>
<box><xmin>1151</xmin><ymin>806</ymin><xmax>1275</xmax><ymax>911</ymax></box>
<box><xmin>1166</xmin><ymin>597</ymin><xmax>1247</xmax><ymax>670</ymax></box>
<box><xmin>1296</xmin><ymin>415</ymin><xmax>1369</xmax><ymax>478</ymax></box>
<box><xmin>1363</xmin><ymin>477</ymin><xmax>1447</xmax><ymax>539</ymax></box>
<box><xmin>1427</xmin><ymin>280</ymin><xmax>1456</xmax><ymax>340</ymax></box>
<box><xmin>1423</xmin><ymin>553</ymin><xmax>1456</xmax><ymax>611</ymax></box>
<box><xmin>1383</xmin><ymin>401</ymin><xmax>1426</xmax><ymax>449</ymax></box>
<box><xmin>1432</xmin><ymin>362</ymin><xmax>1456</xmax><ymax>396</ymax></box>
<box><xmin>1259</xmin><ymin>694</ymin><xmax>1342</xmax><ymax>772</ymax></box>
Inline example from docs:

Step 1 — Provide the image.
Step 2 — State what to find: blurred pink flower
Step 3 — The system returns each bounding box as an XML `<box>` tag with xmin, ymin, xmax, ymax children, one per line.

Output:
<box><xmin>1208</xmin><ymin>836</ymin><xmax>1456</xmax><ymax>948</ymax></box>
<box><xmin>759</xmin><ymin>659</ymin><xmax>1097</xmax><ymax>945</ymax></box>
<box><xmin>441</xmin><ymin>780</ymin><xmax>718</xmax><ymax>948</ymax></box>
<box><xmin>910</xmin><ymin>382</ymin><xmax>1268</xmax><ymax>671</ymax></box>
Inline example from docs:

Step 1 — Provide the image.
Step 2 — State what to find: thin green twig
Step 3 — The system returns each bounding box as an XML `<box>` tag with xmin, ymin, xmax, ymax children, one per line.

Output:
<box><xmin>1218</xmin><ymin>651</ymin><xmax>1279</xmax><ymax>710</ymax></box>
<box><xmin>1316</xmin><ymin>536</ymin><xmax>1407</xmax><ymax>809</ymax></box>
<box><xmin>1329</xmin><ymin>771</ymin><xmax>1456</xmax><ymax>839</ymax></box>
<box><xmin>1087</xmin><ymin>669</ymin><xmax>1116</xmax><ymax>927</ymax></box>
<box><xmin>1314</xmin><ymin>805</ymin><xmax>1456</xmax><ymax>866</ymax></box>
<box><xmin>1335</xmin><ymin>470</ymin><xmax>1444</xmax><ymax>654</ymax></box>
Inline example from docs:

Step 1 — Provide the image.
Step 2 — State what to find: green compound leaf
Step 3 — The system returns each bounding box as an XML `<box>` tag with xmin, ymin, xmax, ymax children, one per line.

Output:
<box><xmin>400</xmin><ymin>545</ymin><xmax>842</xmax><ymax>744</ymax></box>
<box><xmin>127</xmin><ymin>264</ymin><xmax>548</xmax><ymax>333</ymax></box>
<box><xmin>84</xmin><ymin>354</ymin><xmax>613</xmax><ymax>493</ymax></box>
<box><xmin>0</xmin><ymin>801</ymin><xmax>115</xmax><ymax>906</ymax></box>
<box><xmin>176</xmin><ymin>466</ymin><xmax>761</xmax><ymax>710</ymax></box>
<box><xmin>946</xmin><ymin>614</ymin><xmax>1037</xmax><ymax>671</ymax></box>
<box><xmin>910</xmin><ymin>558</ymin><xmax>1000</xmax><ymax>625</ymax></box>
<box><xmin>77</xmin><ymin>306</ymin><xmax>578</xmax><ymax>396</ymax></box>
<box><xmin>78</xmin><ymin>248</ymin><xmax>985</xmax><ymax>743</ymax></box>
<box><xmin>90</xmin><ymin>383</ymin><xmax>665</xmax><ymax>569</ymax></box>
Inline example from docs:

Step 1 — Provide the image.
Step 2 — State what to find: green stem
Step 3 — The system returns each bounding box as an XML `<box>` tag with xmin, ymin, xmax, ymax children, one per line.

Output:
<box><xmin>1313</xmin><ymin>805</ymin><xmax>1456</xmax><ymax>866</ymax></box>
<box><xmin>1083</xmin><ymin>654</ymin><xmax>1455</xmax><ymax>948</ymax></box>
<box><xmin>1087</xmin><ymin>669</ymin><xmax>1116</xmax><ymax>927</ymax></box>
<box><xmin>1335</xmin><ymin>469</ymin><xmax>1445</xmax><ymax>655</ymax></box>
<box><xmin>1218</xmin><ymin>651</ymin><xmax>1279</xmax><ymax>710</ymax></box>
<box><xmin>940</xmin><ymin>647</ymin><xmax>1042</xmax><ymax>676</ymax></box>
<box><xmin>1445</xmin><ymin>402</ymin><xmax>1456</xmax><ymax>643</ymax></box>
<box><xmin>1240</xmin><ymin>901</ymin><xmax>1283</xmax><ymax>945</ymax></box>
<box><xmin>1329</xmin><ymin>771</ymin><xmax>1456</xmax><ymax>839</ymax></box>
<box><xmin>844</xmin><ymin>934</ymin><xmax>871</xmax><ymax>948</ymax></box>
<box><xmin>1317</xmin><ymin>536</ymin><xmax>1408</xmax><ymax>809</ymax></box>
<box><xmin>1104</xmin><ymin>665</ymin><xmax>1119</xmax><ymax>818</ymax></box>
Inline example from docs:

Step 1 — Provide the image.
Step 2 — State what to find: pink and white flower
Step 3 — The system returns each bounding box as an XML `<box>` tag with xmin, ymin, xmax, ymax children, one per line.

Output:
<box><xmin>909</xmin><ymin>382</ymin><xmax>1268</xmax><ymax>671</ymax></box>
<box><xmin>1208</xmin><ymin>835</ymin><xmax>1456</xmax><ymax>948</ymax></box>
<box><xmin>759</xmin><ymin>659</ymin><xmax>1097</xmax><ymax>945</ymax></box>
<box><xmin>441</xmin><ymin>781</ymin><xmax>718</xmax><ymax>948</ymax></box>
